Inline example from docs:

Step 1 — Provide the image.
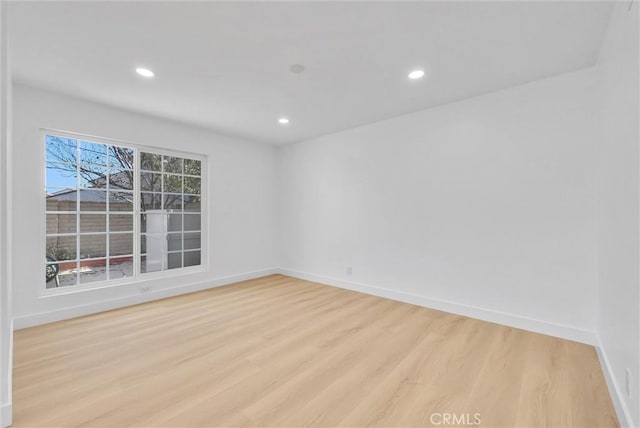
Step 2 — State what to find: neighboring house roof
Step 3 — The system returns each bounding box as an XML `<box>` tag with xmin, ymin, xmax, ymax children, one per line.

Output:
<box><xmin>46</xmin><ymin>189</ymin><xmax>76</xmax><ymax>199</ymax></box>
<box><xmin>88</xmin><ymin>170</ymin><xmax>134</xmax><ymax>190</ymax></box>
<box><xmin>47</xmin><ymin>170</ymin><xmax>134</xmax><ymax>202</ymax></box>
<box><xmin>47</xmin><ymin>189</ymin><xmax>132</xmax><ymax>203</ymax></box>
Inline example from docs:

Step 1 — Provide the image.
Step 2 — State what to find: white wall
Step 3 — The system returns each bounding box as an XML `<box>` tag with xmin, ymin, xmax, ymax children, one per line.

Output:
<box><xmin>11</xmin><ymin>84</ymin><xmax>278</xmax><ymax>328</ymax></box>
<box><xmin>0</xmin><ymin>3</ymin><xmax>12</xmax><ymax>427</ymax></box>
<box><xmin>279</xmin><ymin>68</ymin><xmax>600</xmax><ymax>343</ymax></box>
<box><xmin>7</xmin><ymin>9</ymin><xmax>637</xmax><ymax>426</ymax></box>
<box><xmin>596</xmin><ymin>2</ymin><xmax>640</xmax><ymax>427</ymax></box>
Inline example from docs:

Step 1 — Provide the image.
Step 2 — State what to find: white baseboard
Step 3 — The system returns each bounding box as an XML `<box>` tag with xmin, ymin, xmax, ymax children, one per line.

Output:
<box><xmin>13</xmin><ymin>268</ymin><xmax>279</xmax><ymax>330</ymax></box>
<box><xmin>1</xmin><ymin>403</ymin><xmax>12</xmax><ymax>428</ymax></box>
<box><xmin>278</xmin><ymin>268</ymin><xmax>597</xmax><ymax>345</ymax></box>
<box><xmin>596</xmin><ymin>339</ymin><xmax>634</xmax><ymax>428</ymax></box>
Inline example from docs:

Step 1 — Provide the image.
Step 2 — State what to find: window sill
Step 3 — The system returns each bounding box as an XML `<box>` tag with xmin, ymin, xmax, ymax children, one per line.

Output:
<box><xmin>39</xmin><ymin>264</ymin><xmax>208</xmax><ymax>298</ymax></box>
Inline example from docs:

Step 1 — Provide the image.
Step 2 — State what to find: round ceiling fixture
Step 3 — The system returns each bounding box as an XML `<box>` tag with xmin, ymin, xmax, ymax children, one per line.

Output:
<box><xmin>278</xmin><ymin>117</ymin><xmax>290</xmax><ymax>125</ymax></box>
<box><xmin>290</xmin><ymin>64</ymin><xmax>305</xmax><ymax>74</ymax></box>
<box><xmin>408</xmin><ymin>69</ymin><xmax>425</xmax><ymax>80</ymax></box>
<box><xmin>136</xmin><ymin>67</ymin><xmax>155</xmax><ymax>78</ymax></box>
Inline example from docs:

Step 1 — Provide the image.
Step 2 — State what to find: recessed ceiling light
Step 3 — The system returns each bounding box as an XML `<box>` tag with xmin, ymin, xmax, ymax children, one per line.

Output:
<box><xmin>290</xmin><ymin>64</ymin><xmax>305</xmax><ymax>74</ymax></box>
<box><xmin>278</xmin><ymin>117</ymin><xmax>290</xmax><ymax>125</ymax></box>
<box><xmin>408</xmin><ymin>69</ymin><xmax>425</xmax><ymax>80</ymax></box>
<box><xmin>136</xmin><ymin>67</ymin><xmax>155</xmax><ymax>78</ymax></box>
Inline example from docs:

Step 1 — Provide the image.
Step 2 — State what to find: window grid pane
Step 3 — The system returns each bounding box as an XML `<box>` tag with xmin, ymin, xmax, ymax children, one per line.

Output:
<box><xmin>45</xmin><ymin>134</ymin><xmax>139</xmax><ymax>288</ymax></box>
<box><xmin>139</xmin><ymin>152</ymin><xmax>202</xmax><ymax>275</ymax></box>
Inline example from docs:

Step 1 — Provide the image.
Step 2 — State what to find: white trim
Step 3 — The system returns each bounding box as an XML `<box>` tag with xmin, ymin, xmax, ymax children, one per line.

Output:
<box><xmin>0</xmin><ymin>403</ymin><xmax>12</xmax><ymax>428</ymax></box>
<box><xmin>40</xmin><ymin>127</ymin><xmax>207</xmax><ymax>160</ymax></box>
<box><xmin>0</xmin><ymin>3</ymin><xmax>12</xmax><ymax>426</ymax></box>
<box><xmin>596</xmin><ymin>338</ymin><xmax>635</xmax><ymax>428</ymax></box>
<box><xmin>278</xmin><ymin>268</ymin><xmax>597</xmax><ymax>345</ymax></box>
<box><xmin>40</xmin><ymin>265</ymin><xmax>207</xmax><ymax>297</ymax></box>
<box><xmin>14</xmin><ymin>268</ymin><xmax>278</xmax><ymax>330</ymax></box>
<box><xmin>1</xmin><ymin>320</ymin><xmax>11</xmax><ymax>428</ymax></box>
<box><xmin>42</xmin><ymin>129</ymin><xmax>208</xmax><ymax>295</ymax></box>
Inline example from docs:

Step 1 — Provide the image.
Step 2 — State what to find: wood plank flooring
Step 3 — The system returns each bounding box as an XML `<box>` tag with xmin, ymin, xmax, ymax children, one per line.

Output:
<box><xmin>13</xmin><ymin>274</ymin><xmax>618</xmax><ymax>427</ymax></box>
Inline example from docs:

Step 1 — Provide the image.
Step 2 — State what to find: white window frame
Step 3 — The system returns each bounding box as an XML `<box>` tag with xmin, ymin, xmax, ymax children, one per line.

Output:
<box><xmin>41</xmin><ymin>128</ymin><xmax>208</xmax><ymax>297</ymax></box>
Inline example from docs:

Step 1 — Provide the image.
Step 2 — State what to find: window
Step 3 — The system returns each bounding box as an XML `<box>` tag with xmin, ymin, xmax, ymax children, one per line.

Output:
<box><xmin>139</xmin><ymin>152</ymin><xmax>202</xmax><ymax>273</ymax></box>
<box><xmin>45</xmin><ymin>133</ymin><xmax>204</xmax><ymax>290</ymax></box>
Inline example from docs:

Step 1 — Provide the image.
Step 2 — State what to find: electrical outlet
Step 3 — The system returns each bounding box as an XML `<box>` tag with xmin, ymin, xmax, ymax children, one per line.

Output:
<box><xmin>346</xmin><ymin>266</ymin><xmax>353</xmax><ymax>276</ymax></box>
<box><xmin>140</xmin><ymin>286</ymin><xmax>151</xmax><ymax>294</ymax></box>
<box><xmin>626</xmin><ymin>368</ymin><xmax>632</xmax><ymax>398</ymax></box>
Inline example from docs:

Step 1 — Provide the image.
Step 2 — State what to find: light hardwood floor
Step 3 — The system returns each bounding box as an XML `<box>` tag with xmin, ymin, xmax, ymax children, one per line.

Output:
<box><xmin>13</xmin><ymin>274</ymin><xmax>617</xmax><ymax>427</ymax></box>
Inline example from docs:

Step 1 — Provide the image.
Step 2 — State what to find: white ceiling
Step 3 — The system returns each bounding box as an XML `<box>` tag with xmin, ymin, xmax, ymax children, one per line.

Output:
<box><xmin>8</xmin><ymin>1</ymin><xmax>612</xmax><ymax>145</ymax></box>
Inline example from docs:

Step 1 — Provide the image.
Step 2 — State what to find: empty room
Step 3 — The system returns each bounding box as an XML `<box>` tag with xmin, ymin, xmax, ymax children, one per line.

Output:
<box><xmin>0</xmin><ymin>1</ymin><xmax>638</xmax><ymax>427</ymax></box>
